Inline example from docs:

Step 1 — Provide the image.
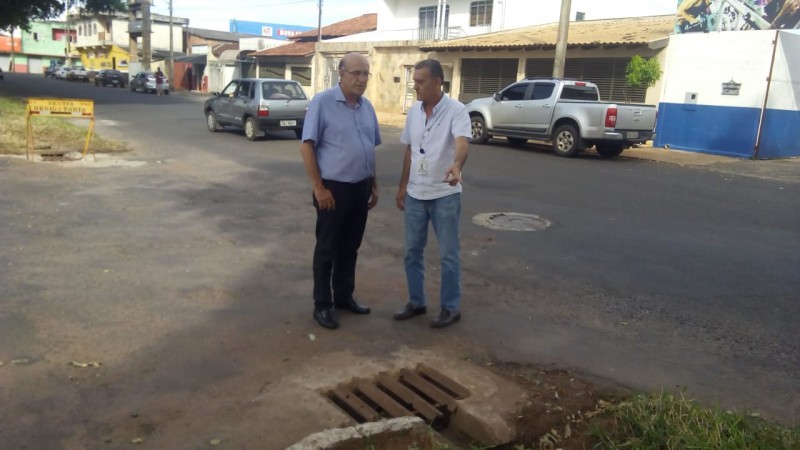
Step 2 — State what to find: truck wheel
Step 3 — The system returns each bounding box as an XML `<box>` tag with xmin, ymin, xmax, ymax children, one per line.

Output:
<box><xmin>470</xmin><ymin>115</ymin><xmax>489</xmax><ymax>144</ymax></box>
<box><xmin>507</xmin><ymin>137</ymin><xmax>527</xmax><ymax>147</ymax></box>
<box><xmin>596</xmin><ymin>143</ymin><xmax>625</xmax><ymax>158</ymax></box>
<box><xmin>244</xmin><ymin>117</ymin><xmax>261</xmax><ymax>141</ymax></box>
<box><xmin>552</xmin><ymin>124</ymin><xmax>583</xmax><ymax>158</ymax></box>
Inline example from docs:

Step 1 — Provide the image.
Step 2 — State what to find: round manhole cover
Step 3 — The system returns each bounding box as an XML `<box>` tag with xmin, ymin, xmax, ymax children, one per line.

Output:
<box><xmin>472</xmin><ymin>212</ymin><xmax>551</xmax><ymax>231</ymax></box>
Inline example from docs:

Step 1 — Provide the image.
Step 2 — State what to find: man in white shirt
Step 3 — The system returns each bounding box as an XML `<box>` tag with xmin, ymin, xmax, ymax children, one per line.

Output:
<box><xmin>394</xmin><ymin>59</ymin><xmax>471</xmax><ymax>329</ymax></box>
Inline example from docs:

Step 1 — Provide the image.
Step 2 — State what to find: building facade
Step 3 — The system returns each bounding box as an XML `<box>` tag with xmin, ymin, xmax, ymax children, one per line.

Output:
<box><xmin>1</xmin><ymin>23</ymin><xmax>74</xmax><ymax>73</ymax></box>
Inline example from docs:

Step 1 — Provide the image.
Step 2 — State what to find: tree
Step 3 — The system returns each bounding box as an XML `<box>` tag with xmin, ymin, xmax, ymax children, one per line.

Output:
<box><xmin>626</xmin><ymin>55</ymin><xmax>663</xmax><ymax>91</ymax></box>
<box><xmin>1</xmin><ymin>0</ymin><xmax>126</xmax><ymax>31</ymax></box>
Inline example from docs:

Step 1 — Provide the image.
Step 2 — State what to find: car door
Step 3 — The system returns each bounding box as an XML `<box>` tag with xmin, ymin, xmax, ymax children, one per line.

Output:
<box><xmin>488</xmin><ymin>83</ymin><xmax>531</xmax><ymax>130</ymax></box>
<box><xmin>523</xmin><ymin>82</ymin><xmax>557</xmax><ymax>133</ymax></box>
<box><xmin>214</xmin><ymin>80</ymin><xmax>240</xmax><ymax>124</ymax></box>
<box><xmin>230</xmin><ymin>81</ymin><xmax>252</xmax><ymax>126</ymax></box>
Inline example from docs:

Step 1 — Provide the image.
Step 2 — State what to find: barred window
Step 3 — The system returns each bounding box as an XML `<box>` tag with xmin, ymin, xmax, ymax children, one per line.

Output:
<box><xmin>470</xmin><ymin>1</ymin><xmax>492</xmax><ymax>27</ymax></box>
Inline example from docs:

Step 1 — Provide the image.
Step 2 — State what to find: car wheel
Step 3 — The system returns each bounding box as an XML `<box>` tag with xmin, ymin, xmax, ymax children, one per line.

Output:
<box><xmin>552</xmin><ymin>124</ymin><xmax>583</xmax><ymax>158</ymax></box>
<box><xmin>470</xmin><ymin>115</ymin><xmax>489</xmax><ymax>144</ymax></box>
<box><xmin>294</xmin><ymin>129</ymin><xmax>303</xmax><ymax>140</ymax></box>
<box><xmin>206</xmin><ymin>111</ymin><xmax>221</xmax><ymax>132</ymax></box>
<box><xmin>507</xmin><ymin>137</ymin><xmax>527</xmax><ymax>147</ymax></box>
<box><xmin>244</xmin><ymin>117</ymin><xmax>261</xmax><ymax>141</ymax></box>
<box><xmin>595</xmin><ymin>143</ymin><xmax>625</xmax><ymax>158</ymax></box>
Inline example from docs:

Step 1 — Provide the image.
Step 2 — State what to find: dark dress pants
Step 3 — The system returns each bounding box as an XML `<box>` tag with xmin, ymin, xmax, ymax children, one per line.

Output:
<box><xmin>312</xmin><ymin>178</ymin><xmax>372</xmax><ymax>310</ymax></box>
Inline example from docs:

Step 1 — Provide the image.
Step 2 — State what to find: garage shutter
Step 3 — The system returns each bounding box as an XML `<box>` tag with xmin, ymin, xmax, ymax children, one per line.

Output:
<box><xmin>459</xmin><ymin>58</ymin><xmax>518</xmax><ymax>103</ymax></box>
<box><xmin>525</xmin><ymin>58</ymin><xmax>646</xmax><ymax>103</ymax></box>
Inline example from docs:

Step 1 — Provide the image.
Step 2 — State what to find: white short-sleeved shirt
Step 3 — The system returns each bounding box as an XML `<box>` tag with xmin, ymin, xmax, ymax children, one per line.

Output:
<box><xmin>401</xmin><ymin>94</ymin><xmax>472</xmax><ymax>200</ymax></box>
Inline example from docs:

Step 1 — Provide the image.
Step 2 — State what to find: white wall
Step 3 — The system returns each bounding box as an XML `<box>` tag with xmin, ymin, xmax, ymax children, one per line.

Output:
<box><xmin>148</xmin><ymin>22</ymin><xmax>185</xmax><ymax>51</ymax></box>
<box><xmin>767</xmin><ymin>31</ymin><xmax>800</xmax><ymax>112</ymax></box>
<box><xmin>660</xmin><ymin>31</ymin><xmax>775</xmax><ymax>108</ymax></box>
<box><xmin>377</xmin><ymin>0</ymin><xmax>567</xmax><ymax>35</ymax></box>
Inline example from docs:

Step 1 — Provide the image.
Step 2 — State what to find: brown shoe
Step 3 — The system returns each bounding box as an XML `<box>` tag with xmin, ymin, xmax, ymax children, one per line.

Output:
<box><xmin>393</xmin><ymin>303</ymin><xmax>427</xmax><ymax>321</ymax></box>
<box><xmin>431</xmin><ymin>309</ymin><xmax>461</xmax><ymax>328</ymax></box>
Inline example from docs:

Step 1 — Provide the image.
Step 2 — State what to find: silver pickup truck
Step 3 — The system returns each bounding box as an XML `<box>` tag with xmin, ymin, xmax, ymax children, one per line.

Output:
<box><xmin>466</xmin><ymin>78</ymin><xmax>657</xmax><ymax>158</ymax></box>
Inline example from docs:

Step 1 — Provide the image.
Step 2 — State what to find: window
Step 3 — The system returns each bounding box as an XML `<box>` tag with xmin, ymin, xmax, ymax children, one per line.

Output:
<box><xmin>560</xmin><ymin>85</ymin><xmax>600</xmax><ymax>101</ymax></box>
<box><xmin>470</xmin><ymin>1</ymin><xmax>492</xmax><ymax>27</ymax></box>
<box><xmin>290</xmin><ymin>66</ymin><xmax>312</xmax><ymax>86</ymax></box>
<box><xmin>531</xmin><ymin>83</ymin><xmax>555</xmax><ymax>100</ymax></box>
<box><xmin>419</xmin><ymin>5</ymin><xmax>449</xmax><ymax>39</ymax></box>
<box><xmin>501</xmin><ymin>84</ymin><xmax>528</xmax><ymax>101</ymax></box>
<box><xmin>78</xmin><ymin>25</ymin><xmax>83</xmax><ymax>36</ymax></box>
<box><xmin>237</xmin><ymin>81</ymin><xmax>252</xmax><ymax>98</ymax></box>
<box><xmin>221</xmin><ymin>81</ymin><xmax>239</xmax><ymax>96</ymax></box>
<box><xmin>258</xmin><ymin>63</ymin><xmax>285</xmax><ymax>79</ymax></box>
<box><xmin>93</xmin><ymin>24</ymin><xmax>97</xmax><ymax>35</ymax></box>
<box><xmin>263</xmin><ymin>81</ymin><xmax>307</xmax><ymax>100</ymax></box>
<box><xmin>33</xmin><ymin>32</ymin><xmax>39</xmax><ymax>41</ymax></box>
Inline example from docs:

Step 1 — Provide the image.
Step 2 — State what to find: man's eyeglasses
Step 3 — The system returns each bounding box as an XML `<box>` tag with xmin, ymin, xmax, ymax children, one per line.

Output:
<box><xmin>341</xmin><ymin>69</ymin><xmax>372</xmax><ymax>80</ymax></box>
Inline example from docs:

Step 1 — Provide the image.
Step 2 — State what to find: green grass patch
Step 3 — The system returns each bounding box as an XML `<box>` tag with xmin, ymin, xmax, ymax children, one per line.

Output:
<box><xmin>591</xmin><ymin>391</ymin><xmax>800</xmax><ymax>450</ymax></box>
<box><xmin>0</xmin><ymin>96</ymin><xmax>129</xmax><ymax>155</ymax></box>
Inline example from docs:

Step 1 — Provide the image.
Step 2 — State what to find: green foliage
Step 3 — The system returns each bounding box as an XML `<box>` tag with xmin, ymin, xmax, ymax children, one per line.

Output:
<box><xmin>1</xmin><ymin>0</ymin><xmax>127</xmax><ymax>31</ymax></box>
<box><xmin>591</xmin><ymin>391</ymin><xmax>800</xmax><ymax>450</ymax></box>
<box><xmin>625</xmin><ymin>55</ymin><xmax>663</xmax><ymax>90</ymax></box>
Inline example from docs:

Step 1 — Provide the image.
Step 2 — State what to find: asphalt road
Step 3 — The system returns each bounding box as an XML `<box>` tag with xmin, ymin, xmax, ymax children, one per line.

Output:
<box><xmin>1</xmin><ymin>73</ymin><xmax>798</xmax><ymax>448</ymax></box>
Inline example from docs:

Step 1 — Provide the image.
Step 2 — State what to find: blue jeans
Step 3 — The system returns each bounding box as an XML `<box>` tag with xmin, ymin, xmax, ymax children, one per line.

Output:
<box><xmin>404</xmin><ymin>193</ymin><xmax>461</xmax><ymax>312</ymax></box>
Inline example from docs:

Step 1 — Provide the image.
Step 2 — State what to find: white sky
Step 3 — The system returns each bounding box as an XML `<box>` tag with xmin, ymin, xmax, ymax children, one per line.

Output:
<box><xmin>149</xmin><ymin>0</ymin><xmax>678</xmax><ymax>32</ymax></box>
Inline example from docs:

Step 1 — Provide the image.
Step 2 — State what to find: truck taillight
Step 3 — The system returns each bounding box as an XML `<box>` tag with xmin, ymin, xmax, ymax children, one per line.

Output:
<box><xmin>258</xmin><ymin>104</ymin><xmax>269</xmax><ymax>117</ymax></box>
<box><xmin>605</xmin><ymin>107</ymin><xmax>617</xmax><ymax>128</ymax></box>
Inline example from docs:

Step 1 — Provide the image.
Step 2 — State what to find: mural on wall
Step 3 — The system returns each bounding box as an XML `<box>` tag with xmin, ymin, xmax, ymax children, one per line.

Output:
<box><xmin>675</xmin><ymin>0</ymin><xmax>800</xmax><ymax>33</ymax></box>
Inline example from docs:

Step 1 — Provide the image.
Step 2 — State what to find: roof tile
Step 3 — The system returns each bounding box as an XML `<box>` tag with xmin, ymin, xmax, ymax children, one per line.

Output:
<box><xmin>422</xmin><ymin>15</ymin><xmax>674</xmax><ymax>51</ymax></box>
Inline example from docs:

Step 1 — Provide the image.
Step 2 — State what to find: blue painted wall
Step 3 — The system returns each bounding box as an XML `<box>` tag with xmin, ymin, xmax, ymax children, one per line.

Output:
<box><xmin>229</xmin><ymin>20</ymin><xmax>313</xmax><ymax>40</ymax></box>
<box><xmin>654</xmin><ymin>103</ymin><xmax>760</xmax><ymax>158</ymax></box>
<box><xmin>758</xmin><ymin>109</ymin><xmax>800</xmax><ymax>159</ymax></box>
<box><xmin>655</xmin><ymin>103</ymin><xmax>800</xmax><ymax>159</ymax></box>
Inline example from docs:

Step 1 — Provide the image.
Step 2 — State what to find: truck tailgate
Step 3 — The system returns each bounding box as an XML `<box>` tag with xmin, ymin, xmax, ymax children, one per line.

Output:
<box><xmin>615</xmin><ymin>105</ymin><xmax>657</xmax><ymax>131</ymax></box>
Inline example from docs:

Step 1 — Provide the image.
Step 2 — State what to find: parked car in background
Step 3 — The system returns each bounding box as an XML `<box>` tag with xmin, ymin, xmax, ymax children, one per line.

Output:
<box><xmin>466</xmin><ymin>78</ymin><xmax>658</xmax><ymax>158</ymax></box>
<box><xmin>45</xmin><ymin>65</ymin><xmax>62</xmax><ymax>78</ymax></box>
<box><xmin>95</xmin><ymin>69</ymin><xmax>126</xmax><ymax>88</ymax></box>
<box><xmin>129</xmin><ymin>71</ymin><xmax>169</xmax><ymax>94</ymax></box>
<box><xmin>204</xmin><ymin>78</ymin><xmax>309</xmax><ymax>141</ymax></box>
<box><xmin>55</xmin><ymin>66</ymin><xmax>71</xmax><ymax>79</ymax></box>
<box><xmin>0</xmin><ymin>68</ymin><xmax>3</xmax><ymax>80</ymax></box>
<box><xmin>67</xmin><ymin>67</ymin><xmax>89</xmax><ymax>82</ymax></box>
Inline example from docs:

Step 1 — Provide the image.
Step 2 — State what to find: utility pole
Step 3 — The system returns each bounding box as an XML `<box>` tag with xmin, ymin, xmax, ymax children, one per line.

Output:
<box><xmin>142</xmin><ymin>0</ymin><xmax>152</xmax><ymax>71</ymax></box>
<box><xmin>169</xmin><ymin>0</ymin><xmax>174</xmax><ymax>89</ymax></box>
<box><xmin>553</xmin><ymin>0</ymin><xmax>572</xmax><ymax>78</ymax></box>
<box><xmin>317</xmin><ymin>0</ymin><xmax>323</xmax><ymax>42</ymax></box>
<box><xmin>9</xmin><ymin>28</ymin><xmax>15</xmax><ymax>72</ymax></box>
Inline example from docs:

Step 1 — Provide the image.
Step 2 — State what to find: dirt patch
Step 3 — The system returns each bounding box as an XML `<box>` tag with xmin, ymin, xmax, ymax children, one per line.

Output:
<box><xmin>478</xmin><ymin>360</ymin><xmax>630</xmax><ymax>450</ymax></box>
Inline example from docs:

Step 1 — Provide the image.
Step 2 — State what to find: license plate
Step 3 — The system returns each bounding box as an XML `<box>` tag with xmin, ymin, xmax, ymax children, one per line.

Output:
<box><xmin>626</xmin><ymin>131</ymin><xmax>639</xmax><ymax>139</ymax></box>
<box><xmin>280</xmin><ymin>120</ymin><xmax>297</xmax><ymax>127</ymax></box>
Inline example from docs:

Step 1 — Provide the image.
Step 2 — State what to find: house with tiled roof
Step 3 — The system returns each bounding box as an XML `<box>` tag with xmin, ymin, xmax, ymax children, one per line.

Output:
<box><xmin>310</xmin><ymin>1</ymin><xmax>673</xmax><ymax>114</ymax></box>
<box><xmin>248</xmin><ymin>14</ymin><xmax>377</xmax><ymax>95</ymax></box>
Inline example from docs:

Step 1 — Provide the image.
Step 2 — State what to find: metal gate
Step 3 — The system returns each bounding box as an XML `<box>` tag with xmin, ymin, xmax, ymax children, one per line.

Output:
<box><xmin>28</xmin><ymin>57</ymin><xmax>44</xmax><ymax>75</ymax></box>
<box><xmin>323</xmin><ymin>55</ymin><xmax>341</xmax><ymax>90</ymax></box>
<box><xmin>458</xmin><ymin>58</ymin><xmax>518</xmax><ymax>104</ymax></box>
<box><xmin>525</xmin><ymin>58</ymin><xmax>646</xmax><ymax>103</ymax></box>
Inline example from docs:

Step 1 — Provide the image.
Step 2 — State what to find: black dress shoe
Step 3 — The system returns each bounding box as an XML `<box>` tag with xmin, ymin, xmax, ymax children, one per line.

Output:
<box><xmin>313</xmin><ymin>309</ymin><xmax>339</xmax><ymax>329</ymax></box>
<box><xmin>431</xmin><ymin>309</ymin><xmax>461</xmax><ymax>328</ymax></box>
<box><xmin>334</xmin><ymin>298</ymin><xmax>371</xmax><ymax>314</ymax></box>
<box><xmin>393</xmin><ymin>303</ymin><xmax>427</xmax><ymax>321</ymax></box>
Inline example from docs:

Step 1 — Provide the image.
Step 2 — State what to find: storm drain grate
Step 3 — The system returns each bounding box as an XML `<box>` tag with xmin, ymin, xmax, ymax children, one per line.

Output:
<box><xmin>325</xmin><ymin>365</ymin><xmax>471</xmax><ymax>428</ymax></box>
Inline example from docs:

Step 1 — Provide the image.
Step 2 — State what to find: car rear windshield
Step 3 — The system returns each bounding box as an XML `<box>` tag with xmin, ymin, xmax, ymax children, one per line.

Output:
<box><xmin>560</xmin><ymin>85</ymin><xmax>599</xmax><ymax>101</ymax></box>
<box><xmin>262</xmin><ymin>82</ymin><xmax>307</xmax><ymax>100</ymax></box>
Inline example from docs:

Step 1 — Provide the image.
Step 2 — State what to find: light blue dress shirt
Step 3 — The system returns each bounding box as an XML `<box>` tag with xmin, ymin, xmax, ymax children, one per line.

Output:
<box><xmin>302</xmin><ymin>85</ymin><xmax>381</xmax><ymax>183</ymax></box>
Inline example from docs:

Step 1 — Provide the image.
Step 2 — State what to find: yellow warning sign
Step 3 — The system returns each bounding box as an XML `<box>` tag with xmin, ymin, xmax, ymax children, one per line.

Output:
<box><xmin>26</xmin><ymin>98</ymin><xmax>96</xmax><ymax>160</ymax></box>
<box><xmin>28</xmin><ymin>98</ymin><xmax>94</xmax><ymax>117</ymax></box>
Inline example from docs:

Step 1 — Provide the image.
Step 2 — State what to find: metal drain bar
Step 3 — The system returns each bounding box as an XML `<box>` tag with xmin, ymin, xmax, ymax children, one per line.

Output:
<box><xmin>327</xmin><ymin>365</ymin><xmax>471</xmax><ymax>425</ymax></box>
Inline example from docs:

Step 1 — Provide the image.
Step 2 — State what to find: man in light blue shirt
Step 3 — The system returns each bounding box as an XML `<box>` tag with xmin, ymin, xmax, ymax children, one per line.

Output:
<box><xmin>300</xmin><ymin>52</ymin><xmax>381</xmax><ymax>330</ymax></box>
<box><xmin>394</xmin><ymin>59</ymin><xmax>471</xmax><ymax>329</ymax></box>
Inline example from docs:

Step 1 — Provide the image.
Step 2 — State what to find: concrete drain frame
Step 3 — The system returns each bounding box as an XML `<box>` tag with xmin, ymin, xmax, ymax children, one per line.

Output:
<box><xmin>325</xmin><ymin>364</ymin><xmax>471</xmax><ymax>430</ymax></box>
<box><xmin>472</xmin><ymin>212</ymin><xmax>551</xmax><ymax>232</ymax></box>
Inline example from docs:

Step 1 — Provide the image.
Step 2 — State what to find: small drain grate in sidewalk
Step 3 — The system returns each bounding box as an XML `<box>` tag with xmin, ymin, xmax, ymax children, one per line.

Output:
<box><xmin>325</xmin><ymin>365</ymin><xmax>470</xmax><ymax>428</ymax></box>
